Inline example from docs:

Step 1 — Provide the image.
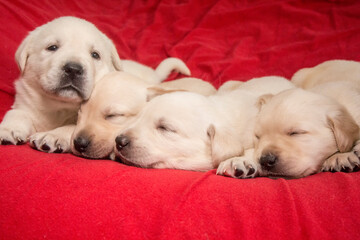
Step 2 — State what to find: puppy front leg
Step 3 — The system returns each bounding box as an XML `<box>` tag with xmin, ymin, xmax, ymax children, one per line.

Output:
<box><xmin>0</xmin><ymin>109</ymin><xmax>35</xmax><ymax>145</ymax></box>
<box><xmin>321</xmin><ymin>140</ymin><xmax>360</xmax><ymax>172</ymax></box>
<box><xmin>29</xmin><ymin>125</ymin><xmax>76</xmax><ymax>153</ymax></box>
<box><xmin>216</xmin><ymin>148</ymin><xmax>259</xmax><ymax>179</ymax></box>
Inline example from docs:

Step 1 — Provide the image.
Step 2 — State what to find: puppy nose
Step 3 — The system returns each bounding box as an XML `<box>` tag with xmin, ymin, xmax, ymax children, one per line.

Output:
<box><xmin>115</xmin><ymin>135</ymin><xmax>130</xmax><ymax>151</ymax></box>
<box><xmin>73</xmin><ymin>136</ymin><xmax>90</xmax><ymax>153</ymax></box>
<box><xmin>63</xmin><ymin>62</ymin><xmax>83</xmax><ymax>77</ymax></box>
<box><xmin>260</xmin><ymin>153</ymin><xmax>278</xmax><ymax>170</ymax></box>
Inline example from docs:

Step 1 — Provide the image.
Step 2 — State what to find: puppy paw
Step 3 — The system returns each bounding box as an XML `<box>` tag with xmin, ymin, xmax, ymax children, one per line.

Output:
<box><xmin>216</xmin><ymin>157</ymin><xmax>258</xmax><ymax>179</ymax></box>
<box><xmin>0</xmin><ymin>127</ymin><xmax>28</xmax><ymax>145</ymax></box>
<box><xmin>352</xmin><ymin>140</ymin><xmax>360</xmax><ymax>157</ymax></box>
<box><xmin>29</xmin><ymin>132</ymin><xmax>70</xmax><ymax>153</ymax></box>
<box><xmin>321</xmin><ymin>151</ymin><xmax>360</xmax><ymax>172</ymax></box>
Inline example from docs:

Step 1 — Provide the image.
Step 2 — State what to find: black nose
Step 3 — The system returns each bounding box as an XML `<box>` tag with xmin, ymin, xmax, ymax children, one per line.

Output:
<box><xmin>260</xmin><ymin>153</ymin><xmax>278</xmax><ymax>170</ymax></box>
<box><xmin>115</xmin><ymin>135</ymin><xmax>130</xmax><ymax>151</ymax></box>
<box><xmin>73</xmin><ymin>136</ymin><xmax>90</xmax><ymax>153</ymax></box>
<box><xmin>63</xmin><ymin>62</ymin><xmax>84</xmax><ymax>77</ymax></box>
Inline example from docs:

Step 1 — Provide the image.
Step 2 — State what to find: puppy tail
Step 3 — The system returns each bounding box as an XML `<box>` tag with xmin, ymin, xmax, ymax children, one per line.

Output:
<box><xmin>155</xmin><ymin>58</ymin><xmax>191</xmax><ymax>82</ymax></box>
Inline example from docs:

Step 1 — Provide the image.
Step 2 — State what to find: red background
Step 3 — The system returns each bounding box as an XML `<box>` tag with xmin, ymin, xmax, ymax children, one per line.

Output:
<box><xmin>1</xmin><ymin>0</ymin><xmax>360</xmax><ymax>239</ymax></box>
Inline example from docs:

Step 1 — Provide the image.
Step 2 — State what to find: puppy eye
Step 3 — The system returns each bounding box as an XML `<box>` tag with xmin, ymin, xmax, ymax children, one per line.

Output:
<box><xmin>287</xmin><ymin>130</ymin><xmax>307</xmax><ymax>136</ymax></box>
<box><xmin>157</xmin><ymin>124</ymin><xmax>176</xmax><ymax>133</ymax></box>
<box><xmin>105</xmin><ymin>113</ymin><xmax>124</xmax><ymax>120</ymax></box>
<box><xmin>46</xmin><ymin>45</ymin><xmax>59</xmax><ymax>51</ymax></box>
<box><xmin>91</xmin><ymin>51</ymin><xmax>101</xmax><ymax>60</ymax></box>
<box><xmin>255</xmin><ymin>134</ymin><xmax>260</xmax><ymax>140</ymax></box>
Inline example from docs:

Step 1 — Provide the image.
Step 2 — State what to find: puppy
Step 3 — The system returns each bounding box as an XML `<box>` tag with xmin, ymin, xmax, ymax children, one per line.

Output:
<box><xmin>0</xmin><ymin>16</ymin><xmax>189</xmax><ymax>153</ymax></box>
<box><xmin>71</xmin><ymin>72</ymin><xmax>215</xmax><ymax>159</ymax></box>
<box><xmin>113</xmin><ymin>76</ymin><xmax>294</xmax><ymax>171</ymax></box>
<box><xmin>291</xmin><ymin>59</ymin><xmax>360</xmax><ymax>89</ymax></box>
<box><xmin>220</xmin><ymin>81</ymin><xmax>360</xmax><ymax>179</ymax></box>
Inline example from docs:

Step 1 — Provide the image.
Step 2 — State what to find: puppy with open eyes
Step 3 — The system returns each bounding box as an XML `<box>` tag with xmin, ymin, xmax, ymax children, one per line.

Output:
<box><xmin>71</xmin><ymin>72</ymin><xmax>215</xmax><ymax>159</ymax></box>
<box><xmin>113</xmin><ymin>76</ymin><xmax>294</xmax><ymax>171</ymax></box>
<box><xmin>0</xmin><ymin>16</ymin><xmax>190</xmax><ymax>153</ymax></box>
<box><xmin>218</xmin><ymin>78</ymin><xmax>360</xmax><ymax>179</ymax></box>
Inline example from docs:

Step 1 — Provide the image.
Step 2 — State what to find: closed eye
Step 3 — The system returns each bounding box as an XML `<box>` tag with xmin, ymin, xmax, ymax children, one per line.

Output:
<box><xmin>287</xmin><ymin>130</ymin><xmax>307</xmax><ymax>136</ymax></box>
<box><xmin>156</xmin><ymin>123</ymin><xmax>177</xmax><ymax>133</ymax></box>
<box><xmin>157</xmin><ymin>125</ymin><xmax>176</xmax><ymax>133</ymax></box>
<box><xmin>105</xmin><ymin>113</ymin><xmax>125</xmax><ymax>120</ymax></box>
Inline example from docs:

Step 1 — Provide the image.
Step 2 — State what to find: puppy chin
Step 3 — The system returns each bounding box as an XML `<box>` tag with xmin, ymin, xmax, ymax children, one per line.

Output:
<box><xmin>259</xmin><ymin>160</ymin><xmax>320</xmax><ymax>179</ymax></box>
<box><xmin>115</xmin><ymin>148</ymin><xmax>160</xmax><ymax>168</ymax></box>
<box><xmin>55</xmin><ymin>87</ymin><xmax>86</xmax><ymax>102</ymax></box>
<box><xmin>114</xmin><ymin>151</ymin><xmax>139</xmax><ymax>167</ymax></box>
<box><xmin>71</xmin><ymin>137</ymin><xmax>113</xmax><ymax>159</ymax></box>
<box><xmin>72</xmin><ymin>147</ymin><xmax>112</xmax><ymax>159</ymax></box>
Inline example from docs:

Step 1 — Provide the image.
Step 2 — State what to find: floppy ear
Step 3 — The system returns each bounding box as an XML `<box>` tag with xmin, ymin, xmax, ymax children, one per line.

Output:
<box><xmin>256</xmin><ymin>94</ymin><xmax>274</xmax><ymax>110</ymax></box>
<box><xmin>15</xmin><ymin>34</ymin><xmax>32</xmax><ymax>73</ymax></box>
<box><xmin>146</xmin><ymin>86</ymin><xmax>184</xmax><ymax>102</ymax></box>
<box><xmin>207</xmin><ymin>124</ymin><xmax>244</xmax><ymax>166</ymax></box>
<box><xmin>109</xmin><ymin>42</ymin><xmax>123</xmax><ymax>71</ymax></box>
<box><xmin>327</xmin><ymin>106</ymin><xmax>359</xmax><ymax>153</ymax></box>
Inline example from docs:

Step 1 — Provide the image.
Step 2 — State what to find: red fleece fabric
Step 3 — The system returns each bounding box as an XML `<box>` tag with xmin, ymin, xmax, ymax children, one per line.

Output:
<box><xmin>1</xmin><ymin>0</ymin><xmax>360</xmax><ymax>239</ymax></box>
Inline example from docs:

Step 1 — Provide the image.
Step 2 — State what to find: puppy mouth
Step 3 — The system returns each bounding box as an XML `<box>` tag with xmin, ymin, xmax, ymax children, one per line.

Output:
<box><xmin>114</xmin><ymin>151</ymin><xmax>163</xmax><ymax>168</ymax></box>
<box><xmin>72</xmin><ymin>143</ymin><xmax>113</xmax><ymax>159</ymax></box>
<box><xmin>114</xmin><ymin>152</ymin><xmax>137</xmax><ymax>167</ymax></box>
<box><xmin>56</xmin><ymin>83</ymin><xmax>86</xmax><ymax>99</ymax></box>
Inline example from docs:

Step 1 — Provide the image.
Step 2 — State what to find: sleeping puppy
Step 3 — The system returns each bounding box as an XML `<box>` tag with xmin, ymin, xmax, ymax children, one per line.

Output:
<box><xmin>219</xmin><ymin>81</ymin><xmax>360</xmax><ymax>179</ymax></box>
<box><xmin>291</xmin><ymin>59</ymin><xmax>360</xmax><ymax>89</ymax></box>
<box><xmin>113</xmin><ymin>76</ymin><xmax>294</xmax><ymax>171</ymax></box>
<box><xmin>71</xmin><ymin>72</ymin><xmax>215</xmax><ymax>159</ymax></box>
<box><xmin>0</xmin><ymin>16</ymin><xmax>190</xmax><ymax>153</ymax></box>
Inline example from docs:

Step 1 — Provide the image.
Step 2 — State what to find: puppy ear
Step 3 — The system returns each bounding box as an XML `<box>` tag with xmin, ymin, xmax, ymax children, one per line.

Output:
<box><xmin>256</xmin><ymin>94</ymin><xmax>274</xmax><ymax>110</ymax></box>
<box><xmin>207</xmin><ymin>124</ymin><xmax>244</xmax><ymax>166</ymax></box>
<box><xmin>15</xmin><ymin>34</ymin><xmax>32</xmax><ymax>73</ymax></box>
<box><xmin>146</xmin><ymin>86</ymin><xmax>184</xmax><ymax>102</ymax></box>
<box><xmin>327</xmin><ymin>106</ymin><xmax>359</xmax><ymax>153</ymax></box>
<box><xmin>110</xmin><ymin>42</ymin><xmax>123</xmax><ymax>71</ymax></box>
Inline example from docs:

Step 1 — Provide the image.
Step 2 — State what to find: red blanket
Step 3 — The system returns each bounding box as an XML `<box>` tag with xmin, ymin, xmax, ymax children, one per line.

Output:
<box><xmin>1</xmin><ymin>0</ymin><xmax>360</xmax><ymax>239</ymax></box>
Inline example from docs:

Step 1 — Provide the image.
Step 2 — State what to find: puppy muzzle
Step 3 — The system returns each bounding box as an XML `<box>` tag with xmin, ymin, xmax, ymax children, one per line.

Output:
<box><xmin>57</xmin><ymin>61</ymin><xmax>87</xmax><ymax>99</ymax></box>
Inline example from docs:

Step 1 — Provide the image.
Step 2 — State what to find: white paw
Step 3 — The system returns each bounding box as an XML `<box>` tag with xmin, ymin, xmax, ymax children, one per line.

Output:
<box><xmin>321</xmin><ymin>151</ymin><xmax>360</xmax><ymax>172</ymax></box>
<box><xmin>0</xmin><ymin>126</ymin><xmax>29</xmax><ymax>145</ymax></box>
<box><xmin>216</xmin><ymin>157</ymin><xmax>258</xmax><ymax>179</ymax></box>
<box><xmin>29</xmin><ymin>131</ymin><xmax>70</xmax><ymax>153</ymax></box>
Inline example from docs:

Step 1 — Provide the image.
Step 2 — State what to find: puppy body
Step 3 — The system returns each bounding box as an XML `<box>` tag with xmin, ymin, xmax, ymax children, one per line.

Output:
<box><xmin>0</xmin><ymin>16</ymin><xmax>123</xmax><ymax>151</ymax></box>
<box><xmin>71</xmin><ymin>72</ymin><xmax>214</xmax><ymax>159</ymax></box>
<box><xmin>291</xmin><ymin>59</ymin><xmax>360</xmax><ymax>89</ymax></box>
<box><xmin>159</xmin><ymin>77</ymin><xmax>216</xmax><ymax>96</ymax></box>
<box><xmin>0</xmin><ymin>16</ymin><xmax>190</xmax><ymax>153</ymax></box>
<box><xmin>218</xmin><ymin>76</ymin><xmax>294</xmax><ymax>96</ymax></box>
<box><xmin>114</xmin><ymin>90</ymin><xmax>255</xmax><ymax>171</ymax></box>
<box><xmin>114</xmin><ymin>76</ymin><xmax>294</xmax><ymax>171</ymax></box>
<box><xmin>223</xmin><ymin>81</ymin><xmax>360</xmax><ymax>179</ymax></box>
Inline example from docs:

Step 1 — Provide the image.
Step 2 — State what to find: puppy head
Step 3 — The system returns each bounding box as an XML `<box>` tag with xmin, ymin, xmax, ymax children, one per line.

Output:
<box><xmin>71</xmin><ymin>72</ymin><xmax>151</xmax><ymax>158</ymax></box>
<box><xmin>254</xmin><ymin>89</ymin><xmax>359</xmax><ymax>178</ymax></box>
<box><xmin>16</xmin><ymin>16</ymin><xmax>122</xmax><ymax>103</ymax></box>
<box><xmin>114</xmin><ymin>91</ymin><xmax>216</xmax><ymax>171</ymax></box>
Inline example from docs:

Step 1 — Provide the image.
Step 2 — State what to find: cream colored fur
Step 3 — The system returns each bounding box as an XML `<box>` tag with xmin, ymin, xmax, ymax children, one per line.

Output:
<box><xmin>113</xmin><ymin>76</ymin><xmax>294</xmax><ymax>171</ymax></box>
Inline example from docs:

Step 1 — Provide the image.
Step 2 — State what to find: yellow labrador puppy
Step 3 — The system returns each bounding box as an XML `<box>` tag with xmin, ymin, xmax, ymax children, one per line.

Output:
<box><xmin>291</xmin><ymin>59</ymin><xmax>360</xmax><ymax>89</ymax></box>
<box><xmin>113</xmin><ymin>77</ymin><xmax>294</xmax><ymax>171</ymax></box>
<box><xmin>71</xmin><ymin>72</ymin><xmax>215</xmax><ymax>159</ymax></box>
<box><xmin>0</xmin><ymin>16</ymin><xmax>189</xmax><ymax>153</ymax></box>
<box><xmin>220</xmin><ymin>80</ymin><xmax>360</xmax><ymax>179</ymax></box>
